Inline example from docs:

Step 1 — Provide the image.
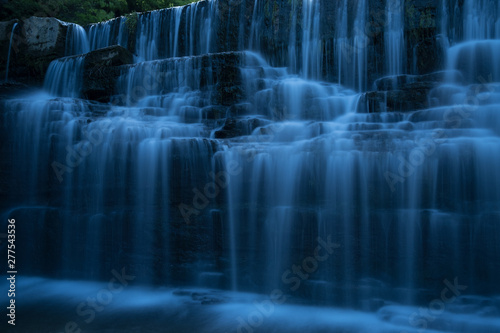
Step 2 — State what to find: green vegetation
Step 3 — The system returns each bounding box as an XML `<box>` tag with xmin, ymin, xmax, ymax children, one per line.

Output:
<box><xmin>125</xmin><ymin>12</ymin><xmax>139</xmax><ymax>33</ymax></box>
<box><xmin>0</xmin><ymin>0</ymin><xmax>199</xmax><ymax>25</ymax></box>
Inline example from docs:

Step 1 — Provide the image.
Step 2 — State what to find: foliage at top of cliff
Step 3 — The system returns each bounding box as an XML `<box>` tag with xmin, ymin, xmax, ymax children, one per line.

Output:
<box><xmin>0</xmin><ymin>0</ymin><xmax>199</xmax><ymax>25</ymax></box>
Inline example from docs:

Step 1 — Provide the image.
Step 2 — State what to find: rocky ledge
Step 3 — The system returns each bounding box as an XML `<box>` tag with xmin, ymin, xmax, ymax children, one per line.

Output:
<box><xmin>0</xmin><ymin>17</ymin><xmax>69</xmax><ymax>84</ymax></box>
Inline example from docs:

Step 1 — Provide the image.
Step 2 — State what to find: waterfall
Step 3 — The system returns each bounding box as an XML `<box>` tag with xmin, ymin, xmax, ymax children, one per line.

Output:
<box><xmin>4</xmin><ymin>22</ymin><xmax>18</xmax><ymax>82</ymax></box>
<box><xmin>447</xmin><ymin>40</ymin><xmax>500</xmax><ymax>83</ymax></box>
<box><xmin>249</xmin><ymin>0</ymin><xmax>264</xmax><ymax>51</ymax></box>
<box><xmin>463</xmin><ymin>0</ymin><xmax>499</xmax><ymax>40</ymax></box>
<box><xmin>88</xmin><ymin>16</ymin><xmax>128</xmax><ymax>51</ymax></box>
<box><xmin>89</xmin><ymin>21</ymin><xmax>111</xmax><ymax>50</ymax></box>
<box><xmin>441</xmin><ymin>0</ymin><xmax>448</xmax><ymax>38</ymax></box>
<box><xmin>135</xmin><ymin>1</ymin><xmax>214</xmax><ymax>62</ymax></box>
<box><xmin>385</xmin><ymin>0</ymin><xmax>405</xmax><ymax>75</ymax></box>
<box><xmin>65</xmin><ymin>23</ymin><xmax>90</xmax><ymax>56</ymax></box>
<box><xmin>445</xmin><ymin>0</ymin><xmax>500</xmax><ymax>43</ymax></box>
<box><xmin>43</xmin><ymin>56</ymin><xmax>85</xmax><ymax>98</ymax></box>
<box><xmin>3</xmin><ymin>1</ymin><xmax>500</xmax><ymax>331</ymax></box>
<box><xmin>336</xmin><ymin>0</ymin><xmax>349</xmax><ymax>85</ymax></box>
<box><xmin>301</xmin><ymin>0</ymin><xmax>321</xmax><ymax>79</ymax></box>
<box><xmin>333</xmin><ymin>0</ymin><xmax>368</xmax><ymax>91</ymax></box>
<box><xmin>117</xmin><ymin>55</ymin><xmax>217</xmax><ymax>119</ymax></box>
<box><xmin>352</xmin><ymin>0</ymin><xmax>368</xmax><ymax>91</ymax></box>
<box><xmin>287</xmin><ymin>0</ymin><xmax>298</xmax><ymax>73</ymax></box>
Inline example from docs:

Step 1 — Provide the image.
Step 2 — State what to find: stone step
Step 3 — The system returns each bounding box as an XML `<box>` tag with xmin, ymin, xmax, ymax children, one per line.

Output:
<box><xmin>86</xmin><ymin>51</ymin><xmax>256</xmax><ymax>104</ymax></box>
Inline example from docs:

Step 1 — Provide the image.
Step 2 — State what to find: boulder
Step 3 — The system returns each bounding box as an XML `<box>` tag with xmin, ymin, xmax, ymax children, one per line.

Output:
<box><xmin>0</xmin><ymin>17</ymin><xmax>68</xmax><ymax>84</ymax></box>
<box><xmin>81</xmin><ymin>45</ymin><xmax>134</xmax><ymax>102</ymax></box>
<box><xmin>22</xmin><ymin>17</ymin><xmax>67</xmax><ymax>57</ymax></box>
<box><xmin>361</xmin><ymin>81</ymin><xmax>434</xmax><ymax>113</ymax></box>
<box><xmin>0</xmin><ymin>20</ymin><xmax>20</xmax><ymax>80</ymax></box>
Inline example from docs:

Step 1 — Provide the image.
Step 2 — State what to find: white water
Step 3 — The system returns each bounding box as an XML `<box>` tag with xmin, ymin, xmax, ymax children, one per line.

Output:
<box><xmin>444</xmin><ymin>0</ymin><xmax>500</xmax><ymax>43</ymax></box>
<box><xmin>385</xmin><ymin>0</ymin><xmax>405</xmax><ymax>75</ymax></box>
<box><xmin>7</xmin><ymin>276</ymin><xmax>500</xmax><ymax>333</ymax></box>
<box><xmin>65</xmin><ymin>23</ymin><xmax>90</xmax><ymax>56</ymax></box>
<box><xmin>43</xmin><ymin>56</ymin><xmax>85</xmax><ymax>97</ymax></box>
<box><xmin>135</xmin><ymin>1</ymin><xmax>214</xmax><ymax>62</ymax></box>
<box><xmin>88</xmin><ymin>17</ymin><xmax>128</xmax><ymax>51</ymax></box>
<box><xmin>333</xmin><ymin>0</ymin><xmax>369</xmax><ymax>91</ymax></box>
<box><xmin>301</xmin><ymin>0</ymin><xmax>321</xmax><ymax>79</ymax></box>
<box><xmin>4</xmin><ymin>22</ymin><xmax>18</xmax><ymax>82</ymax></box>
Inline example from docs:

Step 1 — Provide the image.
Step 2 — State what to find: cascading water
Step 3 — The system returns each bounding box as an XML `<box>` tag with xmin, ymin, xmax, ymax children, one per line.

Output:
<box><xmin>351</xmin><ymin>0</ymin><xmax>368</xmax><ymax>91</ymax></box>
<box><xmin>4</xmin><ymin>22</ymin><xmax>18</xmax><ymax>82</ymax></box>
<box><xmin>2</xmin><ymin>1</ymin><xmax>500</xmax><ymax>332</ymax></box>
<box><xmin>43</xmin><ymin>55</ymin><xmax>85</xmax><ymax>98</ymax></box>
<box><xmin>287</xmin><ymin>0</ymin><xmax>298</xmax><ymax>74</ymax></box>
<box><xmin>65</xmin><ymin>23</ymin><xmax>90</xmax><ymax>56</ymax></box>
<box><xmin>385</xmin><ymin>0</ymin><xmax>405</xmax><ymax>75</ymax></box>
<box><xmin>135</xmin><ymin>1</ymin><xmax>215</xmax><ymax>61</ymax></box>
<box><xmin>463</xmin><ymin>0</ymin><xmax>499</xmax><ymax>40</ymax></box>
<box><xmin>444</xmin><ymin>0</ymin><xmax>500</xmax><ymax>43</ymax></box>
<box><xmin>301</xmin><ymin>0</ymin><xmax>321</xmax><ymax>79</ymax></box>
<box><xmin>88</xmin><ymin>16</ymin><xmax>129</xmax><ymax>51</ymax></box>
<box><xmin>331</xmin><ymin>0</ymin><xmax>369</xmax><ymax>91</ymax></box>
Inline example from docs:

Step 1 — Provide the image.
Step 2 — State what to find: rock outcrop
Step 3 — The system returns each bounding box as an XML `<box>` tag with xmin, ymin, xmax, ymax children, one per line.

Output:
<box><xmin>81</xmin><ymin>45</ymin><xmax>134</xmax><ymax>102</ymax></box>
<box><xmin>1</xmin><ymin>17</ymin><xmax>69</xmax><ymax>84</ymax></box>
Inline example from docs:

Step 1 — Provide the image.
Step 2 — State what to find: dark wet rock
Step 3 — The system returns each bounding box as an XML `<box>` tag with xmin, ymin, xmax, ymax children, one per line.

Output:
<box><xmin>191</xmin><ymin>292</ymin><xmax>226</xmax><ymax>305</ymax></box>
<box><xmin>1</xmin><ymin>0</ymin><xmax>450</xmax><ymax>90</ymax></box>
<box><xmin>104</xmin><ymin>51</ymin><xmax>247</xmax><ymax>105</ymax></box>
<box><xmin>414</xmin><ymin>35</ymin><xmax>446</xmax><ymax>74</ymax></box>
<box><xmin>228</xmin><ymin>103</ymin><xmax>254</xmax><ymax>117</ymax></box>
<box><xmin>0</xmin><ymin>19</ymin><xmax>20</xmax><ymax>74</ymax></box>
<box><xmin>1</xmin><ymin>17</ymin><xmax>68</xmax><ymax>84</ymax></box>
<box><xmin>0</xmin><ymin>81</ymin><xmax>31</xmax><ymax>100</ymax></box>
<box><xmin>215</xmin><ymin>117</ymin><xmax>271</xmax><ymax>139</ymax></box>
<box><xmin>374</xmin><ymin>71</ymin><xmax>463</xmax><ymax>91</ymax></box>
<box><xmin>84</xmin><ymin>45</ymin><xmax>134</xmax><ymax>68</ymax></box>
<box><xmin>202</xmin><ymin>105</ymin><xmax>228</xmax><ymax>120</ymax></box>
<box><xmin>363</xmin><ymin>70</ymin><xmax>465</xmax><ymax>113</ymax></box>
<box><xmin>80</xmin><ymin>45</ymin><xmax>134</xmax><ymax>102</ymax></box>
<box><xmin>361</xmin><ymin>81</ymin><xmax>434</xmax><ymax>113</ymax></box>
<box><xmin>214</xmin><ymin>82</ymin><xmax>245</xmax><ymax>106</ymax></box>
